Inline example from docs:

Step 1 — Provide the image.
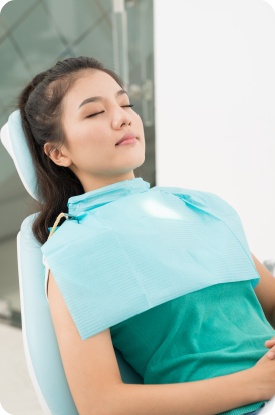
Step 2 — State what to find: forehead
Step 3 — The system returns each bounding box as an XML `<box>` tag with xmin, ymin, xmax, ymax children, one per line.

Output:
<box><xmin>64</xmin><ymin>69</ymin><xmax>121</xmax><ymax>104</ymax></box>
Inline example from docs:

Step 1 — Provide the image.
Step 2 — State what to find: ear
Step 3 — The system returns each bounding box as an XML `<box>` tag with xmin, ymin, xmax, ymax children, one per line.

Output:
<box><xmin>44</xmin><ymin>142</ymin><xmax>72</xmax><ymax>167</ymax></box>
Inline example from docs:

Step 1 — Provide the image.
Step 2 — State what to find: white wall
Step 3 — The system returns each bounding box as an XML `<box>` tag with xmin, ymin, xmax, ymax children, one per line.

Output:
<box><xmin>154</xmin><ymin>0</ymin><xmax>275</xmax><ymax>263</ymax></box>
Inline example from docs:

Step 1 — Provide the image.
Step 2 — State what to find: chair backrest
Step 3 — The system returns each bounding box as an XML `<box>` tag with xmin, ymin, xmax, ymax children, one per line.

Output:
<box><xmin>0</xmin><ymin>111</ymin><xmax>143</xmax><ymax>415</ymax></box>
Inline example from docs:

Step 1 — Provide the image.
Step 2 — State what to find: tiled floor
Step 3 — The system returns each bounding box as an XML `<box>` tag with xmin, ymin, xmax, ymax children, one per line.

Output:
<box><xmin>0</xmin><ymin>323</ymin><xmax>43</xmax><ymax>415</ymax></box>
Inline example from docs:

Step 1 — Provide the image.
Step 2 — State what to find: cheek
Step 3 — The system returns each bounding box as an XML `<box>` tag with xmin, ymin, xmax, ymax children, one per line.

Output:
<box><xmin>68</xmin><ymin>129</ymin><xmax>99</xmax><ymax>150</ymax></box>
<box><xmin>135</xmin><ymin>115</ymin><xmax>144</xmax><ymax>133</ymax></box>
<box><xmin>80</xmin><ymin>124</ymin><xmax>108</xmax><ymax>144</ymax></box>
<box><xmin>72</xmin><ymin>135</ymin><xmax>111</xmax><ymax>162</ymax></box>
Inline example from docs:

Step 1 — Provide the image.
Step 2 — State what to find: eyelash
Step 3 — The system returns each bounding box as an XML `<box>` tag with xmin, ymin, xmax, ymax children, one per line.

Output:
<box><xmin>86</xmin><ymin>104</ymin><xmax>134</xmax><ymax>118</ymax></box>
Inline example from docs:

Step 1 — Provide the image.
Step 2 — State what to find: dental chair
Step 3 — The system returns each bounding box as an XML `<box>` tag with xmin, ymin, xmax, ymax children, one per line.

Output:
<box><xmin>0</xmin><ymin>110</ymin><xmax>143</xmax><ymax>415</ymax></box>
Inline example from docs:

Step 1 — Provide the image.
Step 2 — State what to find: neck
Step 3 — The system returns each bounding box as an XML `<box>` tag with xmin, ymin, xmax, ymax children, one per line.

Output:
<box><xmin>81</xmin><ymin>171</ymin><xmax>136</xmax><ymax>193</ymax></box>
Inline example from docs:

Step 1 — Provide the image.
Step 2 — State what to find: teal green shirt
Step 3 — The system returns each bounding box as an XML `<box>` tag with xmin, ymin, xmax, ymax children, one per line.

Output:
<box><xmin>111</xmin><ymin>281</ymin><xmax>273</xmax><ymax>415</ymax></box>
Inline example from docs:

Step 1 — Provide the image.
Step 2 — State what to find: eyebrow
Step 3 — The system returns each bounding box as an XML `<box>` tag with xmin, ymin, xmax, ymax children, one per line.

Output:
<box><xmin>78</xmin><ymin>89</ymin><xmax>128</xmax><ymax>109</ymax></box>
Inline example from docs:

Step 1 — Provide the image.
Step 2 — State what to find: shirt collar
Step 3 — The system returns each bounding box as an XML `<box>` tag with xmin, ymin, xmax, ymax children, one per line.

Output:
<box><xmin>68</xmin><ymin>178</ymin><xmax>151</xmax><ymax>216</ymax></box>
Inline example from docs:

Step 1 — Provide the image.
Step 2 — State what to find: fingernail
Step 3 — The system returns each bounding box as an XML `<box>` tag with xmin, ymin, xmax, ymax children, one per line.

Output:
<box><xmin>267</xmin><ymin>351</ymin><xmax>275</xmax><ymax>359</ymax></box>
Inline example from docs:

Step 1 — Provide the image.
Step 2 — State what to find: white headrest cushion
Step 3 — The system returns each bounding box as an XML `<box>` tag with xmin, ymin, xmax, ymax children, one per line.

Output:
<box><xmin>0</xmin><ymin>110</ymin><xmax>39</xmax><ymax>201</ymax></box>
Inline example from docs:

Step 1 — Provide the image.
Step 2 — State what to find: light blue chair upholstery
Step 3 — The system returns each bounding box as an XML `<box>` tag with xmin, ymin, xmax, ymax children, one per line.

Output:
<box><xmin>0</xmin><ymin>111</ymin><xmax>143</xmax><ymax>415</ymax></box>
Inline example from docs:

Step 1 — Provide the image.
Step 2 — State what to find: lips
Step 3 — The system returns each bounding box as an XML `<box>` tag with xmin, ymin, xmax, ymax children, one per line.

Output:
<box><xmin>115</xmin><ymin>133</ymin><xmax>137</xmax><ymax>146</ymax></box>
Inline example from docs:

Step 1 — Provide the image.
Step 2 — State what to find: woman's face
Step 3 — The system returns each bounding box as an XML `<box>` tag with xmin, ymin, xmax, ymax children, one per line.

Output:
<box><xmin>48</xmin><ymin>69</ymin><xmax>145</xmax><ymax>191</ymax></box>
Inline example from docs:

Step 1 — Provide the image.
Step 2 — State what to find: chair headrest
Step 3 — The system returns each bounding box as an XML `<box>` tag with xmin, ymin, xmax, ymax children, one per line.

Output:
<box><xmin>0</xmin><ymin>110</ymin><xmax>39</xmax><ymax>201</ymax></box>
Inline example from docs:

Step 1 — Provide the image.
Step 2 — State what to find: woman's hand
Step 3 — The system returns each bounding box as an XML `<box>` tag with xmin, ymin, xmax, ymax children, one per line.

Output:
<box><xmin>265</xmin><ymin>336</ymin><xmax>275</xmax><ymax>359</ymax></box>
<box><xmin>253</xmin><ymin>348</ymin><xmax>275</xmax><ymax>401</ymax></box>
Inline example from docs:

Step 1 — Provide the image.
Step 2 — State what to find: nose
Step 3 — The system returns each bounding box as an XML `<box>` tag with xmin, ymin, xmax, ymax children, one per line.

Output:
<box><xmin>111</xmin><ymin>106</ymin><xmax>132</xmax><ymax>130</ymax></box>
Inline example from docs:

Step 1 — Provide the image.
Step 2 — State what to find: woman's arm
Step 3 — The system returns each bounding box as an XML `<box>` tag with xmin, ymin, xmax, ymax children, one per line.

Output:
<box><xmin>252</xmin><ymin>254</ymin><xmax>275</xmax><ymax>356</ymax></box>
<box><xmin>48</xmin><ymin>271</ymin><xmax>275</xmax><ymax>415</ymax></box>
<box><xmin>253</xmin><ymin>254</ymin><xmax>275</xmax><ymax>328</ymax></box>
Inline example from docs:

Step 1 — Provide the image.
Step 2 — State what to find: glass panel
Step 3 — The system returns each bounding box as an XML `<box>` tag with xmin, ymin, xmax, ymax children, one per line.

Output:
<box><xmin>125</xmin><ymin>0</ymin><xmax>155</xmax><ymax>184</ymax></box>
<box><xmin>112</xmin><ymin>0</ymin><xmax>129</xmax><ymax>86</ymax></box>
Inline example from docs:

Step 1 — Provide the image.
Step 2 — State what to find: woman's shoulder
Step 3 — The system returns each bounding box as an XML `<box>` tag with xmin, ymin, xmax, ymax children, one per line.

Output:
<box><xmin>151</xmin><ymin>185</ymin><xmax>237</xmax><ymax>215</ymax></box>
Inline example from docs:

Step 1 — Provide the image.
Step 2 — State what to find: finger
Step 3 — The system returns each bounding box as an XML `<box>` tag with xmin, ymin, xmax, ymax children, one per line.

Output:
<box><xmin>267</xmin><ymin>345</ymin><xmax>275</xmax><ymax>359</ymax></box>
<box><xmin>265</xmin><ymin>339</ymin><xmax>275</xmax><ymax>348</ymax></box>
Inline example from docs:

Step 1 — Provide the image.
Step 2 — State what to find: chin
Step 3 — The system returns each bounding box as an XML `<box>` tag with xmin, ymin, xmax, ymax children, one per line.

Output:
<box><xmin>133</xmin><ymin>159</ymin><xmax>145</xmax><ymax>171</ymax></box>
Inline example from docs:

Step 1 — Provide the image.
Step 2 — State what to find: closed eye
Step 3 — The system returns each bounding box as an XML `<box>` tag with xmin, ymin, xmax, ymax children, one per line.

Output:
<box><xmin>86</xmin><ymin>111</ymin><xmax>105</xmax><ymax>118</ymax></box>
<box><xmin>121</xmin><ymin>104</ymin><xmax>134</xmax><ymax>108</ymax></box>
<box><xmin>86</xmin><ymin>104</ymin><xmax>133</xmax><ymax>118</ymax></box>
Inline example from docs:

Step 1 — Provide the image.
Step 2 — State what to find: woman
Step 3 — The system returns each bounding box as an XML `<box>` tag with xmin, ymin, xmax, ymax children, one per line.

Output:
<box><xmin>18</xmin><ymin>56</ymin><xmax>275</xmax><ymax>415</ymax></box>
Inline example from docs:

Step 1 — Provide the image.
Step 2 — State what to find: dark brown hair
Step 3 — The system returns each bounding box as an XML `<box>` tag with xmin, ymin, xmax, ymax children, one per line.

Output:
<box><xmin>17</xmin><ymin>56</ymin><xmax>123</xmax><ymax>244</ymax></box>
